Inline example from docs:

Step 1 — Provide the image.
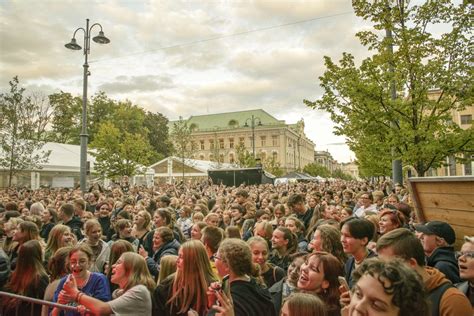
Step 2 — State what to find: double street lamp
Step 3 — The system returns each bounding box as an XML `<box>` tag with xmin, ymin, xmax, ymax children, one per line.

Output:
<box><xmin>244</xmin><ymin>115</ymin><xmax>262</xmax><ymax>158</ymax></box>
<box><xmin>65</xmin><ymin>19</ymin><xmax>110</xmax><ymax>193</ymax></box>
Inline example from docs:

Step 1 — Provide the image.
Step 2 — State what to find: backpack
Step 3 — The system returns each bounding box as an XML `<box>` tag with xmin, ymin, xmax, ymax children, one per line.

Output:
<box><xmin>428</xmin><ymin>282</ymin><xmax>453</xmax><ymax>316</ymax></box>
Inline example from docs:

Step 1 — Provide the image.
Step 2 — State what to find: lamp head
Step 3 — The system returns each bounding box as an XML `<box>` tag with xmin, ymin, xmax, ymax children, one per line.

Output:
<box><xmin>244</xmin><ymin>122</ymin><xmax>249</xmax><ymax>127</ymax></box>
<box><xmin>93</xmin><ymin>31</ymin><xmax>110</xmax><ymax>44</ymax></box>
<box><xmin>257</xmin><ymin>121</ymin><xmax>263</xmax><ymax>126</ymax></box>
<box><xmin>65</xmin><ymin>38</ymin><xmax>82</xmax><ymax>50</ymax></box>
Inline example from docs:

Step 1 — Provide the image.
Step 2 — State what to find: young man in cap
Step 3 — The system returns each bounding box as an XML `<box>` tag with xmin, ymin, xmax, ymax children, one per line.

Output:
<box><xmin>415</xmin><ymin>221</ymin><xmax>461</xmax><ymax>284</ymax></box>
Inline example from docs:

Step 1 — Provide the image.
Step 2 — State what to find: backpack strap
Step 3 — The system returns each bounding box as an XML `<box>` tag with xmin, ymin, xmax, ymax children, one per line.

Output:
<box><xmin>428</xmin><ymin>281</ymin><xmax>453</xmax><ymax>316</ymax></box>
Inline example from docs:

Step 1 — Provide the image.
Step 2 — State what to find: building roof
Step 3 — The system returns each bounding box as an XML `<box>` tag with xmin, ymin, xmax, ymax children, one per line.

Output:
<box><xmin>150</xmin><ymin>156</ymin><xmax>237</xmax><ymax>174</ymax></box>
<box><xmin>169</xmin><ymin>109</ymin><xmax>286</xmax><ymax>132</ymax></box>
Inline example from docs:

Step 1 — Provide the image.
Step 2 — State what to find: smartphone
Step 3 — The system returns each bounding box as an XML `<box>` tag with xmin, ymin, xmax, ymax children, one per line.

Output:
<box><xmin>221</xmin><ymin>275</ymin><xmax>230</xmax><ymax>297</ymax></box>
<box><xmin>338</xmin><ymin>276</ymin><xmax>350</xmax><ymax>293</ymax></box>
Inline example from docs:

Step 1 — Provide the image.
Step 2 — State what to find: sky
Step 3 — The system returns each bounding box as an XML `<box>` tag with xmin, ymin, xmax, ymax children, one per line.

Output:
<box><xmin>0</xmin><ymin>0</ymin><xmax>379</xmax><ymax>163</ymax></box>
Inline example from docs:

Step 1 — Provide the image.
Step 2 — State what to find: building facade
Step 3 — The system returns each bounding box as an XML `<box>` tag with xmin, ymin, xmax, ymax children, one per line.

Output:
<box><xmin>170</xmin><ymin>109</ymin><xmax>316</xmax><ymax>172</ymax></box>
<box><xmin>314</xmin><ymin>150</ymin><xmax>340</xmax><ymax>173</ymax></box>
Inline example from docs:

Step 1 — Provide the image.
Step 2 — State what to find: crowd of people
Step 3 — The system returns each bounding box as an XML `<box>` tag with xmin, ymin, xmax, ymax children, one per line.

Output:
<box><xmin>0</xmin><ymin>179</ymin><xmax>472</xmax><ymax>316</ymax></box>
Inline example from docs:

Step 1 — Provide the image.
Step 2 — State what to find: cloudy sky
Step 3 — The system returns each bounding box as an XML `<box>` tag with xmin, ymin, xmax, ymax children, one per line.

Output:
<box><xmin>0</xmin><ymin>0</ymin><xmax>379</xmax><ymax>163</ymax></box>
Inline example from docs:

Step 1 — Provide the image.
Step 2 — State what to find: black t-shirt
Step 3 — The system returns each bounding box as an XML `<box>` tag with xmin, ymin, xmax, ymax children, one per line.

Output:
<box><xmin>262</xmin><ymin>265</ymin><xmax>286</xmax><ymax>289</ymax></box>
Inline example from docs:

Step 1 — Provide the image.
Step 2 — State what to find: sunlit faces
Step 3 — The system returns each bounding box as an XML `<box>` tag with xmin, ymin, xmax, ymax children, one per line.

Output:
<box><xmin>288</xmin><ymin>257</ymin><xmax>305</xmax><ymax>285</ymax></box>
<box><xmin>12</xmin><ymin>227</ymin><xmax>26</xmax><ymax>242</ymax></box>
<box><xmin>458</xmin><ymin>241</ymin><xmax>474</xmax><ymax>281</ymax></box>
<box><xmin>379</xmin><ymin>215</ymin><xmax>398</xmax><ymax>235</ymax></box>
<box><xmin>348</xmin><ymin>274</ymin><xmax>400</xmax><ymax>316</ymax></box>
<box><xmin>62</xmin><ymin>230</ymin><xmax>74</xmax><ymax>246</ymax></box>
<box><xmin>176</xmin><ymin>248</ymin><xmax>184</xmax><ymax>272</ymax></box>
<box><xmin>119</xmin><ymin>223</ymin><xmax>133</xmax><ymax>238</ymax></box>
<box><xmin>191</xmin><ymin>224</ymin><xmax>203</xmax><ymax>240</ymax></box>
<box><xmin>271</xmin><ymin>229</ymin><xmax>289</xmax><ymax>250</ymax></box>
<box><xmin>153</xmin><ymin>231</ymin><xmax>164</xmax><ymax>249</ymax></box>
<box><xmin>297</xmin><ymin>255</ymin><xmax>329</xmax><ymax>292</ymax></box>
<box><xmin>87</xmin><ymin>225</ymin><xmax>102</xmax><ymax>243</ymax></box>
<box><xmin>341</xmin><ymin>225</ymin><xmax>366</xmax><ymax>255</ymax></box>
<box><xmin>250</xmin><ymin>241</ymin><xmax>268</xmax><ymax>267</ymax></box>
<box><xmin>310</xmin><ymin>230</ymin><xmax>323</xmax><ymax>252</ymax></box>
<box><xmin>153</xmin><ymin>213</ymin><xmax>165</xmax><ymax>227</ymax></box>
<box><xmin>69</xmin><ymin>251</ymin><xmax>90</xmax><ymax>277</ymax></box>
<box><xmin>285</xmin><ymin>218</ymin><xmax>298</xmax><ymax>234</ymax></box>
<box><xmin>134</xmin><ymin>213</ymin><xmax>145</xmax><ymax>226</ymax></box>
<box><xmin>230</xmin><ymin>208</ymin><xmax>242</xmax><ymax>220</ymax></box>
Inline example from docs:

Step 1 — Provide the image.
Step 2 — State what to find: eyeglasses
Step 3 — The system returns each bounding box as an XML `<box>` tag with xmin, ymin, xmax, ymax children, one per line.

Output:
<box><xmin>455</xmin><ymin>251</ymin><xmax>474</xmax><ymax>260</ymax></box>
<box><xmin>212</xmin><ymin>253</ymin><xmax>223</xmax><ymax>261</ymax></box>
<box><xmin>70</xmin><ymin>259</ymin><xmax>88</xmax><ymax>266</ymax></box>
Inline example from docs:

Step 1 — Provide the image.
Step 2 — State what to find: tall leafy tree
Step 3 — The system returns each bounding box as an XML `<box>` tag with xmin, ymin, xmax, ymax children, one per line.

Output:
<box><xmin>170</xmin><ymin>117</ymin><xmax>197</xmax><ymax>180</ymax></box>
<box><xmin>90</xmin><ymin>121</ymin><xmax>154</xmax><ymax>178</ymax></box>
<box><xmin>48</xmin><ymin>91</ymin><xmax>82</xmax><ymax>144</ymax></box>
<box><xmin>0</xmin><ymin>77</ymin><xmax>51</xmax><ymax>187</ymax></box>
<box><xmin>235</xmin><ymin>143</ymin><xmax>256</xmax><ymax>168</ymax></box>
<box><xmin>305</xmin><ymin>0</ymin><xmax>473</xmax><ymax>176</ymax></box>
<box><xmin>303</xmin><ymin>163</ymin><xmax>332</xmax><ymax>178</ymax></box>
<box><xmin>144</xmin><ymin>111</ymin><xmax>172</xmax><ymax>162</ymax></box>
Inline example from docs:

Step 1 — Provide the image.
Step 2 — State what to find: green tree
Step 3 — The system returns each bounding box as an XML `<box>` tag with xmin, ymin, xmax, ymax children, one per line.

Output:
<box><xmin>263</xmin><ymin>155</ymin><xmax>284</xmax><ymax>177</ymax></box>
<box><xmin>90</xmin><ymin>121</ymin><xmax>154</xmax><ymax>178</ymax></box>
<box><xmin>144</xmin><ymin>111</ymin><xmax>172</xmax><ymax>162</ymax></box>
<box><xmin>235</xmin><ymin>143</ymin><xmax>256</xmax><ymax>168</ymax></box>
<box><xmin>305</xmin><ymin>0</ymin><xmax>473</xmax><ymax>177</ymax></box>
<box><xmin>332</xmin><ymin>168</ymin><xmax>354</xmax><ymax>181</ymax></box>
<box><xmin>303</xmin><ymin>163</ymin><xmax>331</xmax><ymax>178</ymax></box>
<box><xmin>0</xmin><ymin>77</ymin><xmax>51</xmax><ymax>187</ymax></box>
<box><xmin>170</xmin><ymin>117</ymin><xmax>197</xmax><ymax>180</ymax></box>
<box><xmin>88</xmin><ymin>92</ymin><xmax>118</xmax><ymax>143</ymax></box>
<box><xmin>48</xmin><ymin>91</ymin><xmax>82</xmax><ymax>144</ymax></box>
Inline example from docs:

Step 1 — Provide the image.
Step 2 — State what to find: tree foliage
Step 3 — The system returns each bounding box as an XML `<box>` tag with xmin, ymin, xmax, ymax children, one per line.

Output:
<box><xmin>144</xmin><ymin>111</ymin><xmax>172</xmax><ymax>162</ymax></box>
<box><xmin>90</xmin><ymin>122</ymin><xmax>154</xmax><ymax>178</ymax></box>
<box><xmin>235</xmin><ymin>143</ymin><xmax>256</xmax><ymax>168</ymax></box>
<box><xmin>48</xmin><ymin>91</ymin><xmax>82</xmax><ymax>144</ymax></box>
<box><xmin>0</xmin><ymin>77</ymin><xmax>51</xmax><ymax>186</ymax></box>
<box><xmin>263</xmin><ymin>155</ymin><xmax>284</xmax><ymax>177</ymax></box>
<box><xmin>303</xmin><ymin>163</ymin><xmax>332</xmax><ymax>178</ymax></box>
<box><xmin>305</xmin><ymin>0</ymin><xmax>473</xmax><ymax>176</ymax></box>
<box><xmin>170</xmin><ymin>117</ymin><xmax>198</xmax><ymax>179</ymax></box>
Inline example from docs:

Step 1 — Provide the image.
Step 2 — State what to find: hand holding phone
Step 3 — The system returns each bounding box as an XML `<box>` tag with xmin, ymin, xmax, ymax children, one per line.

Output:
<box><xmin>338</xmin><ymin>276</ymin><xmax>350</xmax><ymax>293</ymax></box>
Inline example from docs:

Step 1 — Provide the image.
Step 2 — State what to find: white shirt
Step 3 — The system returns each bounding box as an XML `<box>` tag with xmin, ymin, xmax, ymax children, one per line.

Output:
<box><xmin>108</xmin><ymin>285</ymin><xmax>152</xmax><ymax>316</ymax></box>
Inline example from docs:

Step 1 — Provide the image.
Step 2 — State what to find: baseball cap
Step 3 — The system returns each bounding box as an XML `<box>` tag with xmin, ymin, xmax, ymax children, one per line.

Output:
<box><xmin>415</xmin><ymin>221</ymin><xmax>456</xmax><ymax>245</ymax></box>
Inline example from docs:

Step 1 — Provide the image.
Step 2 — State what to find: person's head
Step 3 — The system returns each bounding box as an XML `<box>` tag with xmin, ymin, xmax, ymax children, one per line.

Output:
<box><xmin>192</xmin><ymin>211</ymin><xmax>204</xmax><ymax>223</ymax></box>
<box><xmin>111</xmin><ymin>252</ymin><xmax>155</xmax><ymax>292</ymax></box>
<box><xmin>84</xmin><ymin>219</ymin><xmax>102</xmax><ymax>243</ymax></box>
<box><xmin>285</xmin><ymin>216</ymin><xmax>304</xmax><ymax>235</ymax></box>
<box><xmin>115</xmin><ymin>219</ymin><xmax>133</xmax><ymax>239</ymax></box>
<box><xmin>386</xmin><ymin>193</ymin><xmax>399</xmax><ymax>206</ymax></box>
<box><xmin>378</xmin><ymin>207</ymin><xmax>406</xmax><ymax>235</ymax></box>
<box><xmin>158</xmin><ymin>255</ymin><xmax>178</xmax><ymax>284</ymax></box>
<box><xmin>7</xmin><ymin>240</ymin><xmax>46</xmax><ymax>294</ymax></box>
<box><xmin>204</xmin><ymin>213</ymin><xmax>219</xmax><ymax>227</ymax></box>
<box><xmin>349</xmin><ymin>258</ymin><xmax>429</xmax><ymax>316</ymax></box>
<box><xmin>298</xmin><ymin>252</ymin><xmax>342</xmax><ymax>308</ymax></box>
<box><xmin>253</xmin><ymin>221</ymin><xmax>273</xmax><ymax>240</ymax></box>
<box><xmin>191</xmin><ymin>221</ymin><xmax>207</xmax><ymax>240</ymax></box>
<box><xmin>271</xmin><ymin>227</ymin><xmax>295</xmax><ymax>253</ymax></box>
<box><xmin>310</xmin><ymin>224</ymin><xmax>346</xmax><ymax>264</ymax></box>
<box><xmin>59</xmin><ymin>203</ymin><xmax>75</xmax><ymax>220</ymax></box>
<box><xmin>287</xmin><ymin>194</ymin><xmax>305</xmax><ymax>214</ymax></box>
<box><xmin>376</xmin><ymin>228</ymin><xmax>426</xmax><ymax>268</ymax></box>
<box><xmin>46</xmin><ymin>224</ymin><xmax>74</xmax><ymax>255</ymax></box>
<box><xmin>281</xmin><ymin>293</ymin><xmax>327</xmax><ymax>316</ymax></box>
<box><xmin>30</xmin><ymin>202</ymin><xmax>45</xmax><ymax>216</ymax></box>
<box><xmin>134</xmin><ymin>210</ymin><xmax>151</xmax><ymax>230</ymax></box>
<box><xmin>287</xmin><ymin>253</ymin><xmax>307</xmax><ymax>286</ymax></box>
<box><xmin>48</xmin><ymin>246</ymin><xmax>72</xmax><ymax>281</ymax></box>
<box><xmin>215</xmin><ymin>238</ymin><xmax>255</xmax><ymax>278</ymax></box>
<box><xmin>372</xmin><ymin>191</ymin><xmax>385</xmax><ymax>206</ymax></box>
<box><xmin>340</xmin><ymin>217</ymin><xmax>375</xmax><ymax>255</ymax></box>
<box><xmin>68</xmin><ymin>244</ymin><xmax>93</xmax><ymax>278</ymax></box>
<box><xmin>274</xmin><ymin>204</ymin><xmax>285</xmax><ymax>220</ymax></box>
<box><xmin>247</xmin><ymin>236</ymin><xmax>270</xmax><ymax>268</ymax></box>
<box><xmin>153</xmin><ymin>226</ymin><xmax>174</xmax><ymax>250</ymax></box>
<box><xmin>230</xmin><ymin>203</ymin><xmax>245</xmax><ymax>220</ymax></box>
<box><xmin>107</xmin><ymin>240</ymin><xmax>134</xmax><ymax>278</ymax></box>
<box><xmin>170</xmin><ymin>240</ymin><xmax>216</xmax><ymax>315</ymax></box>
<box><xmin>457</xmin><ymin>236</ymin><xmax>474</xmax><ymax>282</ymax></box>
<box><xmin>74</xmin><ymin>198</ymin><xmax>86</xmax><ymax>214</ymax></box>
<box><xmin>235</xmin><ymin>189</ymin><xmax>249</xmax><ymax>204</ymax></box>
<box><xmin>201</xmin><ymin>226</ymin><xmax>223</xmax><ymax>255</ymax></box>
<box><xmin>178</xmin><ymin>206</ymin><xmax>192</xmax><ymax>219</ymax></box>
<box><xmin>13</xmin><ymin>220</ymin><xmax>39</xmax><ymax>244</ymax></box>
<box><xmin>224</xmin><ymin>225</ymin><xmax>241</xmax><ymax>239</ymax></box>
<box><xmin>97</xmin><ymin>202</ymin><xmax>111</xmax><ymax>218</ymax></box>
<box><xmin>414</xmin><ymin>221</ymin><xmax>456</xmax><ymax>256</ymax></box>
<box><xmin>153</xmin><ymin>208</ymin><xmax>172</xmax><ymax>228</ymax></box>
<box><xmin>340</xmin><ymin>207</ymin><xmax>353</xmax><ymax>220</ymax></box>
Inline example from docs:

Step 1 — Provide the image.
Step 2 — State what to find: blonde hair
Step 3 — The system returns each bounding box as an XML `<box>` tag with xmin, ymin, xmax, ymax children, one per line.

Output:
<box><xmin>120</xmin><ymin>252</ymin><xmax>156</xmax><ymax>292</ymax></box>
<box><xmin>158</xmin><ymin>255</ymin><xmax>178</xmax><ymax>284</ymax></box>
<box><xmin>464</xmin><ymin>236</ymin><xmax>474</xmax><ymax>243</ymax></box>
<box><xmin>84</xmin><ymin>219</ymin><xmax>101</xmax><ymax>235</ymax></box>
<box><xmin>283</xmin><ymin>293</ymin><xmax>327</xmax><ymax>316</ymax></box>
<box><xmin>137</xmin><ymin>211</ymin><xmax>152</xmax><ymax>230</ymax></box>
<box><xmin>45</xmin><ymin>225</ymin><xmax>72</xmax><ymax>257</ymax></box>
<box><xmin>168</xmin><ymin>240</ymin><xmax>216</xmax><ymax>315</ymax></box>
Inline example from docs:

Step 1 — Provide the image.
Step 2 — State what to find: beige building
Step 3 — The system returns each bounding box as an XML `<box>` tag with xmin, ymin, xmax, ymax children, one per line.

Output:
<box><xmin>170</xmin><ymin>109</ymin><xmax>316</xmax><ymax>172</ymax></box>
<box><xmin>341</xmin><ymin>161</ymin><xmax>360</xmax><ymax>179</ymax></box>
<box><xmin>314</xmin><ymin>150</ymin><xmax>340</xmax><ymax>173</ymax></box>
<box><xmin>426</xmin><ymin>89</ymin><xmax>473</xmax><ymax>177</ymax></box>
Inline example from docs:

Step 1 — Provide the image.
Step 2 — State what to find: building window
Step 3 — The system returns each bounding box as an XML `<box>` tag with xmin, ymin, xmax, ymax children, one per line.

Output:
<box><xmin>219</xmin><ymin>153</ymin><xmax>225</xmax><ymax>162</ymax></box>
<box><xmin>199</xmin><ymin>154</ymin><xmax>205</xmax><ymax>160</ymax></box>
<box><xmin>200</xmin><ymin>140</ymin><xmax>205</xmax><ymax>150</ymax></box>
<box><xmin>260</xmin><ymin>136</ymin><xmax>266</xmax><ymax>147</ymax></box>
<box><xmin>209</xmin><ymin>140</ymin><xmax>214</xmax><ymax>150</ymax></box>
<box><xmin>239</xmin><ymin>137</ymin><xmax>245</xmax><ymax>146</ymax></box>
<box><xmin>219</xmin><ymin>139</ymin><xmax>224</xmax><ymax>149</ymax></box>
<box><xmin>209</xmin><ymin>153</ymin><xmax>214</xmax><ymax>161</ymax></box>
<box><xmin>448</xmin><ymin>155</ymin><xmax>456</xmax><ymax>176</ymax></box>
<box><xmin>229</xmin><ymin>153</ymin><xmax>235</xmax><ymax>163</ymax></box>
<box><xmin>272</xmin><ymin>135</ymin><xmax>278</xmax><ymax>146</ymax></box>
<box><xmin>272</xmin><ymin>151</ymin><xmax>278</xmax><ymax>160</ymax></box>
<box><xmin>465</xmin><ymin>155</ymin><xmax>473</xmax><ymax>175</ymax></box>
<box><xmin>461</xmin><ymin>115</ymin><xmax>472</xmax><ymax>125</ymax></box>
<box><xmin>260</xmin><ymin>151</ymin><xmax>267</xmax><ymax>161</ymax></box>
<box><xmin>228</xmin><ymin>120</ymin><xmax>238</xmax><ymax>128</ymax></box>
<box><xmin>229</xmin><ymin>138</ymin><xmax>234</xmax><ymax>148</ymax></box>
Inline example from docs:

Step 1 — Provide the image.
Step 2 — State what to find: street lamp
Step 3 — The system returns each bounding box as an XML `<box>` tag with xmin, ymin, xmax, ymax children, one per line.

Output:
<box><xmin>65</xmin><ymin>19</ymin><xmax>110</xmax><ymax>194</ymax></box>
<box><xmin>244</xmin><ymin>115</ymin><xmax>262</xmax><ymax>158</ymax></box>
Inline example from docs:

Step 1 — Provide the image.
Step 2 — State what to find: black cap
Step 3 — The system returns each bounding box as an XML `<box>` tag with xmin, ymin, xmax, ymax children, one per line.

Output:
<box><xmin>415</xmin><ymin>221</ymin><xmax>456</xmax><ymax>245</ymax></box>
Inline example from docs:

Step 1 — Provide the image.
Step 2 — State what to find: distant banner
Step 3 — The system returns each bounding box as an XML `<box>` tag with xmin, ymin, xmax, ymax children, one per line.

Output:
<box><xmin>52</xmin><ymin>177</ymin><xmax>74</xmax><ymax>188</ymax></box>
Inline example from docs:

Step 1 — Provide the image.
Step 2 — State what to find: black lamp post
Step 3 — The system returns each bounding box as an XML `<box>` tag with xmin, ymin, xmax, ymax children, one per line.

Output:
<box><xmin>244</xmin><ymin>115</ymin><xmax>262</xmax><ymax>158</ymax></box>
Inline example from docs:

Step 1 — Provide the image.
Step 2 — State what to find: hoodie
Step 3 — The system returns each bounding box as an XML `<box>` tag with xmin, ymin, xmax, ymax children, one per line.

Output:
<box><xmin>424</xmin><ymin>267</ymin><xmax>471</xmax><ymax>316</ymax></box>
<box><xmin>146</xmin><ymin>239</ymin><xmax>180</xmax><ymax>278</ymax></box>
<box><xmin>427</xmin><ymin>247</ymin><xmax>461</xmax><ymax>284</ymax></box>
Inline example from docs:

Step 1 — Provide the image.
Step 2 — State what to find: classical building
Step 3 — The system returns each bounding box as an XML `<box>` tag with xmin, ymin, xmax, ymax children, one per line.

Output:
<box><xmin>341</xmin><ymin>161</ymin><xmax>360</xmax><ymax>179</ymax></box>
<box><xmin>314</xmin><ymin>150</ymin><xmax>339</xmax><ymax>173</ymax></box>
<box><xmin>426</xmin><ymin>89</ymin><xmax>473</xmax><ymax>177</ymax></box>
<box><xmin>169</xmin><ymin>109</ymin><xmax>316</xmax><ymax>172</ymax></box>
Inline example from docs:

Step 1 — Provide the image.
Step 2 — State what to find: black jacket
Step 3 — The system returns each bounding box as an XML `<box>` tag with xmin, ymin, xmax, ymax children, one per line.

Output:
<box><xmin>227</xmin><ymin>278</ymin><xmax>276</xmax><ymax>316</ymax></box>
<box><xmin>344</xmin><ymin>249</ymin><xmax>377</xmax><ymax>288</ymax></box>
<box><xmin>427</xmin><ymin>246</ymin><xmax>461</xmax><ymax>284</ymax></box>
<box><xmin>64</xmin><ymin>216</ymin><xmax>84</xmax><ymax>240</ymax></box>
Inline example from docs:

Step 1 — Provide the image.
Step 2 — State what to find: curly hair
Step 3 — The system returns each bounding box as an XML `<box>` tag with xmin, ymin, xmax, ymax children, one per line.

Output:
<box><xmin>315</xmin><ymin>225</ymin><xmax>347</xmax><ymax>265</ymax></box>
<box><xmin>219</xmin><ymin>238</ymin><xmax>259</xmax><ymax>278</ymax></box>
<box><xmin>352</xmin><ymin>258</ymin><xmax>429</xmax><ymax>316</ymax></box>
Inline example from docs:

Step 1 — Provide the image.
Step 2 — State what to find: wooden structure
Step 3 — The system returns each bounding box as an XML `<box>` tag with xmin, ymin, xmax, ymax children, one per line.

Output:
<box><xmin>408</xmin><ymin>176</ymin><xmax>474</xmax><ymax>249</ymax></box>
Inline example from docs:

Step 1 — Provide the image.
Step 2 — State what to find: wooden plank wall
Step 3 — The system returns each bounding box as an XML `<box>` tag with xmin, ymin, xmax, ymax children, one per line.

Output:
<box><xmin>410</xmin><ymin>178</ymin><xmax>474</xmax><ymax>250</ymax></box>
